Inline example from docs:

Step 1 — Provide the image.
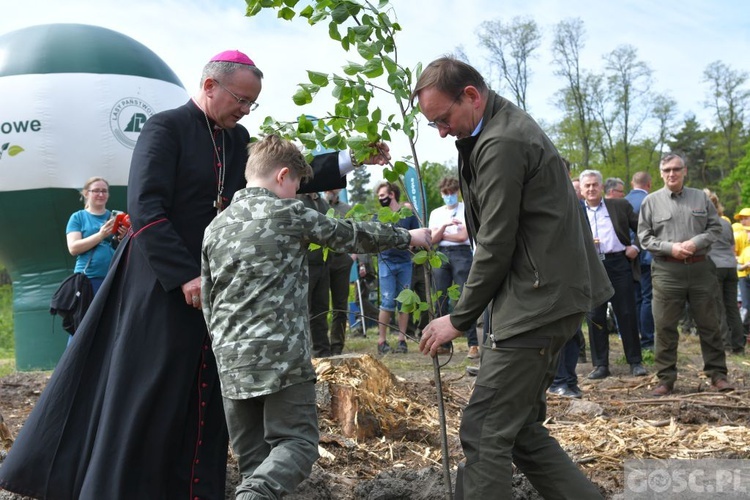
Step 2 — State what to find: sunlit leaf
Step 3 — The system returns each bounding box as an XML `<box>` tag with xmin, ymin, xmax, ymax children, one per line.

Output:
<box><xmin>278</xmin><ymin>6</ymin><xmax>295</xmax><ymax>20</ymax></box>
<box><xmin>412</xmin><ymin>250</ymin><xmax>428</xmax><ymax>265</ymax></box>
<box><xmin>307</xmin><ymin>71</ymin><xmax>329</xmax><ymax>86</ymax></box>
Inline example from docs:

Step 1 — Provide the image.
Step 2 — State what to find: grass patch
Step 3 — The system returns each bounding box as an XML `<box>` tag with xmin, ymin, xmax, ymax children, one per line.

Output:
<box><xmin>0</xmin><ymin>284</ymin><xmax>13</xmax><ymax>355</ymax></box>
<box><xmin>342</xmin><ymin>328</ymin><xmax>476</xmax><ymax>379</ymax></box>
<box><xmin>0</xmin><ymin>357</ymin><xmax>15</xmax><ymax>378</ymax></box>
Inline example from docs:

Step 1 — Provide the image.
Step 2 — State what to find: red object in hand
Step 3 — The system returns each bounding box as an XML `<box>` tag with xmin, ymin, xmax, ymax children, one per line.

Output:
<box><xmin>112</xmin><ymin>212</ymin><xmax>131</xmax><ymax>234</ymax></box>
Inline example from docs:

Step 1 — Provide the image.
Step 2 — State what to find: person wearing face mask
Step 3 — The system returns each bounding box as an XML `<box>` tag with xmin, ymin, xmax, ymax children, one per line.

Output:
<box><xmin>374</xmin><ymin>181</ymin><xmax>419</xmax><ymax>354</ymax></box>
<box><xmin>428</xmin><ymin>176</ymin><xmax>479</xmax><ymax>359</ymax></box>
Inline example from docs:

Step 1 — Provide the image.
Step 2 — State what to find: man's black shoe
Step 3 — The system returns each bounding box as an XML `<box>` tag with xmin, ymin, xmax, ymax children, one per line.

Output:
<box><xmin>630</xmin><ymin>363</ymin><xmax>648</xmax><ymax>376</ymax></box>
<box><xmin>548</xmin><ymin>385</ymin><xmax>582</xmax><ymax>398</ymax></box>
<box><xmin>466</xmin><ymin>366</ymin><xmax>479</xmax><ymax>377</ymax></box>
<box><xmin>587</xmin><ymin>366</ymin><xmax>610</xmax><ymax>380</ymax></box>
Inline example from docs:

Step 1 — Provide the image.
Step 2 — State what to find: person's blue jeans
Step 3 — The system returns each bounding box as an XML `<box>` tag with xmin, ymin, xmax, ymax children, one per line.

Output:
<box><xmin>635</xmin><ymin>264</ymin><xmax>655</xmax><ymax>347</ymax></box>
<box><xmin>378</xmin><ymin>258</ymin><xmax>412</xmax><ymax>312</ymax></box>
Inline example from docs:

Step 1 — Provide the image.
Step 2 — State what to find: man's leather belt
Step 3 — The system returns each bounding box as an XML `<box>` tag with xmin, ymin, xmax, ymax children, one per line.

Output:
<box><xmin>656</xmin><ymin>255</ymin><xmax>707</xmax><ymax>264</ymax></box>
<box><xmin>604</xmin><ymin>251</ymin><xmax>626</xmax><ymax>259</ymax></box>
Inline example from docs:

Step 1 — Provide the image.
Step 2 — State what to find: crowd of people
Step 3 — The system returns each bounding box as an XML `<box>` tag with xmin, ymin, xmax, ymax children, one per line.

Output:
<box><xmin>1</xmin><ymin>50</ymin><xmax>747</xmax><ymax>500</ymax></box>
<box><xmin>559</xmin><ymin>162</ymin><xmax>747</xmax><ymax>400</ymax></box>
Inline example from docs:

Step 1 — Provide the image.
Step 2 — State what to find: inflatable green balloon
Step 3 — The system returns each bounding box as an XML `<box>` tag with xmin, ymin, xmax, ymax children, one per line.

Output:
<box><xmin>0</xmin><ymin>24</ymin><xmax>188</xmax><ymax>369</ymax></box>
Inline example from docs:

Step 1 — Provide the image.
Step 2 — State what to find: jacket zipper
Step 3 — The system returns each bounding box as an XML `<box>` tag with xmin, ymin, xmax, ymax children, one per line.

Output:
<box><xmin>519</xmin><ymin>232</ymin><xmax>540</xmax><ymax>288</ymax></box>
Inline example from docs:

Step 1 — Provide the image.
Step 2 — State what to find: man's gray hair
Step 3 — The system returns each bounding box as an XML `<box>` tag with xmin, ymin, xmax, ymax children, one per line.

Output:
<box><xmin>604</xmin><ymin>177</ymin><xmax>625</xmax><ymax>194</ymax></box>
<box><xmin>579</xmin><ymin>169</ymin><xmax>603</xmax><ymax>185</ymax></box>
<box><xmin>200</xmin><ymin>61</ymin><xmax>264</xmax><ymax>86</ymax></box>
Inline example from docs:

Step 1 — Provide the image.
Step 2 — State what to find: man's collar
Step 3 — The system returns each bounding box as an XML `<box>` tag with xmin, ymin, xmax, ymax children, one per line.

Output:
<box><xmin>585</xmin><ymin>197</ymin><xmax>603</xmax><ymax>209</ymax></box>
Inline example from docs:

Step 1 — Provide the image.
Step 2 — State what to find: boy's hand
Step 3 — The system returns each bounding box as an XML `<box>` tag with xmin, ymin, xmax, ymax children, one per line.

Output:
<box><xmin>408</xmin><ymin>228</ymin><xmax>432</xmax><ymax>249</ymax></box>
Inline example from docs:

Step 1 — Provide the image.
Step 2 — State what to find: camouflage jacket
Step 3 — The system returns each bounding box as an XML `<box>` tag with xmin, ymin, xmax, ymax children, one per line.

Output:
<box><xmin>201</xmin><ymin>186</ymin><xmax>411</xmax><ymax>399</ymax></box>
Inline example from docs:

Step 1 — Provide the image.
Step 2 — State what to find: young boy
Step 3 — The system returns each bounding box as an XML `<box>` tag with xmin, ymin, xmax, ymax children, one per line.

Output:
<box><xmin>201</xmin><ymin>134</ymin><xmax>430</xmax><ymax>499</ymax></box>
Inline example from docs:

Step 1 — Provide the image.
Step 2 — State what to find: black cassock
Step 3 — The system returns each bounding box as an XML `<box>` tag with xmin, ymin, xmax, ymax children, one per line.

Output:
<box><xmin>0</xmin><ymin>100</ymin><xmax>346</xmax><ymax>499</ymax></box>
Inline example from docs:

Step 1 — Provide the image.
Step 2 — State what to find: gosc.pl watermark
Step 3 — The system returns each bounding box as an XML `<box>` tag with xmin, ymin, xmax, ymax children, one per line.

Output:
<box><xmin>625</xmin><ymin>459</ymin><xmax>750</xmax><ymax>499</ymax></box>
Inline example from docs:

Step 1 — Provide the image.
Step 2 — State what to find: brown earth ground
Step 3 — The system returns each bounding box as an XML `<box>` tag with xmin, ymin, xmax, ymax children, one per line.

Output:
<box><xmin>1</xmin><ymin>328</ymin><xmax>749</xmax><ymax>499</ymax></box>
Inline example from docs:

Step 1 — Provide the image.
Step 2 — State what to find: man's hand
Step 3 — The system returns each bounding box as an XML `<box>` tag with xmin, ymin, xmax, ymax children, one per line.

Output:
<box><xmin>419</xmin><ymin>315</ymin><xmax>463</xmax><ymax>357</ymax></box>
<box><xmin>625</xmin><ymin>245</ymin><xmax>639</xmax><ymax>260</ymax></box>
<box><xmin>181</xmin><ymin>277</ymin><xmax>202</xmax><ymax>309</ymax></box>
<box><xmin>671</xmin><ymin>241</ymin><xmax>695</xmax><ymax>259</ymax></box>
<box><xmin>408</xmin><ymin>228</ymin><xmax>432</xmax><ymax>249</ymax></box>
<box><xmin>360</xmin><ymin>142</ymin><xmax>391</xmax><ymax>166</ymax></box>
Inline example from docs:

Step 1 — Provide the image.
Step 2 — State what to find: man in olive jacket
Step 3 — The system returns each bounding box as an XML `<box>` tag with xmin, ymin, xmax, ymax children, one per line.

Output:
<box><xmin>414</xmin><ymin>57</ymin><xmax>612</xmax><ymax>499</ymax></box>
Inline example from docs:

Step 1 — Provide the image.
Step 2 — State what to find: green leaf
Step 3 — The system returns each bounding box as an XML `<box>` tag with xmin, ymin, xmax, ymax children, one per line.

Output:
<box><xmin>346</xmin><ymin>204</ymin><xmax>373</xmax><ymax>221</ymax></box>
<box><xmin>383</xmin><ymin>169</ymin><xmax>399</xmax><ymax>183</ymax></box>
<box><xmin>354</xmin><ymin>115</ymin><xmax>370</xmax><ymax>133</ymax></box>
<box><xmin>362</xmin><ymin>58</ymin><xmax>383</xmax><ymax>78</ymax></box>
<box><xmin>297</xmin><ymin>114</ymin><xmax>313</xmax><ymax>133</ymax></box>
<box><xmin>343</xmin><ymin>62</ymin><xmax>364</xmax><ymax>76</ymax></box>
<box><xmin>412</xmin><ymin>250</ymin><xmax>428</xmax><ymax>265</ymax></box>
<box><xmin>357</xmin><ymin>42</ymin><xmax>376</xmax><ymax>60</ymax></box>
<box><xmin>396</xmin><ymin>289</ymin><xmax>420</xmax><ymax>309</ymax></box>
<box><xmin>282</xmin><ymin>0</ymin><xmax>298</xmax><ymax>7</ymax></box>
<box><xmin>330</xmin><ymin>3</ymin><xmax>350</xmax><ymax>23</ymax></box>
<box><xmin>328</xmin><ymin>21</ymin><xmax>342</xmax><ymax>41</ymax></box>
<box><xmin>354</xmin><ymin>99</ymin><xmax>369</xmax><ymax>116</ymax></box>
<box><xmin>299</xmin><ymin>5</ymin><xmax>313</xmax><ymax>18</ymax></box>
<box><xmin>308</xmin><ymin>242</ymin><xmax>321</xmax><ymax>251</ymax></box>
<box><xmin>8</xmin><ymin>145</ymin><xmax>24</xmax><ymax>156</ymax></box>
<box><xmin>447</xmin><ymin>284</ymin><xmax>462</xmax><ymax>302</ymax></box>
<box><xmin>278</xmin><ymin>6</ymin><xmax>295</xmax><ymax>20</ymax></box>
<box><xmin>292</xmin><ymin>87</ymin><xmax>312</xmax><ymax>106</ymax></box>
<box><xmin>429</xmin><ymin>254</ymin><xmax>443</xmax><ymax>268</ymax></box>
<box><xmin>397</xmin><ymin>206</ymin><xmax>413</xmax><ymax>219</ymax></box>
<box><xmin>351</xmin><ymin>25</ymin><xmax>373</xmax><ymax>40</ymax></box>
<box><xmin>377</xmin><ymin>206</ymin><xmax>399</xmax><ymax>223</ymax></box>
<box><xmin>307</xmin><ymin>71</ymin><xmax>329</xmax><ymax>86</ymax></box>
<box><xmin>393</xmin><ymin>161</ymin><xmax>409</xmax><ymax>176</ymax></box>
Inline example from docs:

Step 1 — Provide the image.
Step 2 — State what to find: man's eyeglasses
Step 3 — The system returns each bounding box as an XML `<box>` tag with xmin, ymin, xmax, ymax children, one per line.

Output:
<box><xmin>427</xmin><ymin>90</ymin><xmax>464</xmax><ymax>129</ymax></box>
<box><xmin>661</xmin><ymin>167</ymin><xmax>684</xmax><ymax>174</ymax></box>
<box><xmin>214</xmin><ymin>80</ymin><xmax>259</xmax><ymax>111</ymax></box>
<box><xmin>88</xmin><ymin>189</ymin><xmax>109</xmax><ymax>194</ymax></box>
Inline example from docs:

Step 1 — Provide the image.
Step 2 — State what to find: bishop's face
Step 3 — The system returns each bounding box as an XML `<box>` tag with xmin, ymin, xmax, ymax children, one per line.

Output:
<box><xmin>206</xmin><ymin>67</ymin><xmax>262</xmax><ymax>129</ymax></box>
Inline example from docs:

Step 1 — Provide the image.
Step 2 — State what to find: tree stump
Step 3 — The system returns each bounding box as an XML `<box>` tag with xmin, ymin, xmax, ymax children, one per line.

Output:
<box><xmin>313</xmin><ymin>354</ymin><xmax>403</xmax><ymax>440</ymax></box>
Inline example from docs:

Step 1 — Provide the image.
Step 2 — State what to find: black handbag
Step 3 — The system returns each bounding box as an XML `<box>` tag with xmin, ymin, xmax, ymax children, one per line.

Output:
<box><xmin>50</xmin><ymin>251</ymin><xmax>95</xmax><ymax>335</ymax></box>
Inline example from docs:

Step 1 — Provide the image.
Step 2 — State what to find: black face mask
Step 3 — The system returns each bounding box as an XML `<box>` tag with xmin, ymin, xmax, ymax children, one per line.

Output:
<box><xmin>378</xmin><ymin>196</ymin><xmax>392</xmax><ymax>207</ymax></box>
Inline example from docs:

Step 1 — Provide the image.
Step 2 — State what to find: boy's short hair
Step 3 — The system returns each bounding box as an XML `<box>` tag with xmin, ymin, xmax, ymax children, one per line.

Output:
<box><xmin>245</xmin><ymin>135</ymin><xmax>313</xmax><ymax>182</ymax></box>
<box><xmin>438</xmin><ymin>177</ymin><xmax>459</xmax><ymax>193</ymax></box>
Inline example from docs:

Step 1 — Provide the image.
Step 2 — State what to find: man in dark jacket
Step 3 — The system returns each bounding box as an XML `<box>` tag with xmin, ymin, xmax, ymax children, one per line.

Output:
<box><xmin>579</xmin><ymin>169</ymin><xmax>647</xmax><ymax>380</ymax></box>
<box><xmin>413</xmin><ymin>57</ymin><xmax>611</xmax><ymax>499</ymax></box>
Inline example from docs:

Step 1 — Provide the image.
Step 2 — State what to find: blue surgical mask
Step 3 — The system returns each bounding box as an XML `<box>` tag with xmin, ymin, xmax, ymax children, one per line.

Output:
<box><xmin>442</xmin><ymin>193</ymin><xmax>458</xmax><ymax>206</ymax></box>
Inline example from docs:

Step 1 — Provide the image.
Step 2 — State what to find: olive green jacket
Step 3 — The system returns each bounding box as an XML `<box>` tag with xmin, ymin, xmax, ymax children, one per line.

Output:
<box><xmin>450</xmin><ymin>91</ymin><xmax>613</xmax><ymax>339</ymax></box>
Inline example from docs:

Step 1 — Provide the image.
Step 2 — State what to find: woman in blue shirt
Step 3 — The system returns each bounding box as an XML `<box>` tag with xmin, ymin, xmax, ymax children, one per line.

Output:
<box><xmin>65</xmin><ymin>177</ymin><xmax>123</xmax><ymax>295</ymax></box>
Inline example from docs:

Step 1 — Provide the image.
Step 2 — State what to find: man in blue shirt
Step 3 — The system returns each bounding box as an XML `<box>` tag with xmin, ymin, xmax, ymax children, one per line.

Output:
<box><xmin>375</xmin><ymin>181</ymin><xmax>419</xmax><ymax>354</ymax></box>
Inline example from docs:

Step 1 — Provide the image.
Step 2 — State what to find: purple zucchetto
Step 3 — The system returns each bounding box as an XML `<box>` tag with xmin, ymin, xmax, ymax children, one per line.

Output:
<box><xmin>209</xmin><ymin>50</ymin><xmax>255</xmax><ymax>66</ymax></box>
